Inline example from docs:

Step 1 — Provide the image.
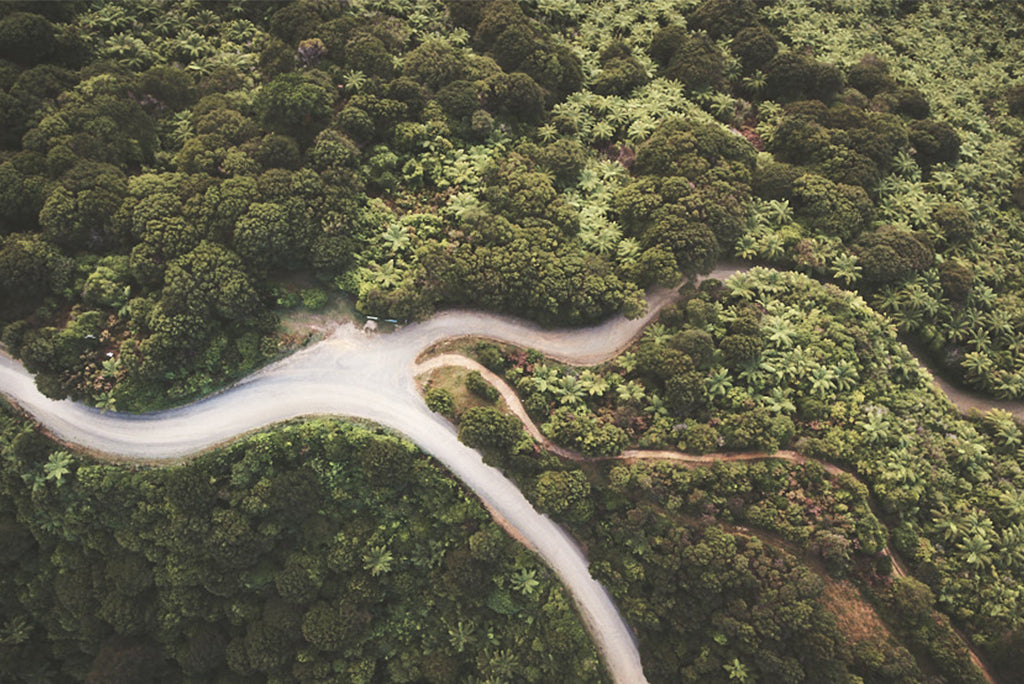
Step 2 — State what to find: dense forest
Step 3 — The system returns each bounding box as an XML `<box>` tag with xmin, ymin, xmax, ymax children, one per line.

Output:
<box><xmin>0</xmin><ymin>410</ymin><xmax>604</xmax><ymax>682</ymax></box>
<box><xmin>4</xmin><ymin>0</ymin><xmax>1024</xmax><ymax>682</ymax></box>
<box><xmin>3</xmin><ymin>0</ymin><xmax>1020</xmax><ymax>411</ymax></box>
<box><xmin>462</xmin><ymin>268</ymin><xmax>1023</xmax><ymax>682</ymax></box>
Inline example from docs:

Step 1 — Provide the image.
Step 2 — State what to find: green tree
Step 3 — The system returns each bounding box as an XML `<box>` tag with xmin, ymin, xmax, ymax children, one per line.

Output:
<box><xmin>254</xmin><ymin>72</ymin><xmax>334</xmax><ymax>145</ymax></box>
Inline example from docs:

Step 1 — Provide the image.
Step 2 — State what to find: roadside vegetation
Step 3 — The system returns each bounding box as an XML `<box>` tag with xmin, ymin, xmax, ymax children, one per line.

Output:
<box><xmin>460</xmin><ymin>268</ymin><xmax>1022</xmax><ymax>682</ymax></box>
<box><xmin>0</xmin><ymin>408</ymin><xmax>605</xmax><ymax>683</ymax></box>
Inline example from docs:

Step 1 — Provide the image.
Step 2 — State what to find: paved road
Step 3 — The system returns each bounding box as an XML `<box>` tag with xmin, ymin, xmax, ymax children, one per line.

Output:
<box><xmin>0</xmin><ymin>268</ymin><xmax>748</xmax><ymax>684</ymax></box>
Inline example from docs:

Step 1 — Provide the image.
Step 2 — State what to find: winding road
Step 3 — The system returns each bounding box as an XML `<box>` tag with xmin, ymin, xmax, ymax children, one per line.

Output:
<box><xmin>0</xmin><ymin>262</ymin><xmax>1011</xmax><ymax>684</ymax></box>
<box><xmin>0</xmin><ymin>265</ymin><xmax>742</xmax><ymax>684</ymax></box>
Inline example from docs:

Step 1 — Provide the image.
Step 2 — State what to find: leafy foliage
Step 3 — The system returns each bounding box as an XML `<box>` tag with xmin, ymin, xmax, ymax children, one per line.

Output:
<box><xmin>0</xmin><ymin>412</ymin><xmax>606</xmax><ymax>682</ymax></box>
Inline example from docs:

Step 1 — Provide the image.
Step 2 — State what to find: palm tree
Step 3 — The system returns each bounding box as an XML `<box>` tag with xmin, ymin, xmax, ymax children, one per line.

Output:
<box><xmin>0</xmin><ymin>616</ymin><xmax>31</xmax><ymax>647</ymax></box>
<box><xmin>762</xmin><ymin>386</ymin><xmax>796</xmax><ymax>415</ymax></box>
<box><xmin>343</xmin><ymin>69</ymin><xmax>368</xmax><ymax>92</ymax></box>
<box><xmin>43</xmin><ymin>452</ymin><xmax>74</xmax><ymax>486</ymax></box>
<box><xmin>971</xmin><ymin>284</ymin><xmax>997</xmax><ymax>311</ymax></box>
<box><xmin>765</xmin><ymin>199</ymin><xmax>793</xmax><ymax>226</ymax></box>
<box><xmin>627</xmin><ymin>117</ymin><xmax>656</xmax><ymax>143</ymax></box>
<box><xmin>763</xmin><ymin>317</ymin><xmax>796</xmax><ymax>350</ymax></box>
<box><xmin>998</xmin><ymin>524</ymin><xmax>1024</xmax><ymax>570</ymax></box>
<box><xmin>833</xmin><ymin>360</ymin><xmax>859</xmax><ymax>392</ymax></box>
<box><xmin>644</xmin><ymin>394</ymin><xmax>669</xmax><ymax>417</ymax></box>
<box><xmin>724</xmin><ymin>658</ymin><xmax>751</xmax><ymax>682</ymax></box>
<box><xmin>958</xmin><ymin>533</ymin><xmax>993</xmax><ymax>568</ymax></box>
<box><xmin>175</xmin><ymin>32</ymin><xmax>211</xmax><ymax>62</ymax></box>
<box><xmin>530</xmin><ymin>364</ymin><xmax>560</xmax><ymax>395</ymax></box>
<box><xmin>447</xmin><ymin>620</ymin><xmax>475</xmax><ymax>653</ymax></box>
<box><xmin>708</xmin><ymin>92</ymin><xmax>735</xmax><ymax>121</ymax></box>
<box><xmin>362</xmin><ymin>545</ymin><xmax>394</xmax><ymax>576</ymax></box>
<box><xmin>961</xmin><ymin>351</ymin><xmax>994</xmax><ymax>379</ymax></box>
<box><xmin>95</xmin><ymin>391</ymin><xmax>117</xmax><ymax>414</ymax></box>
<box><xmin>447</xmin><ymin>193</ymin><xmax>480</xmax><ymax>221</ymax></box>
<box><xmin>643</xmin><ymin>323</ymin><xmax>671</xmax><ymax>346</ymax></box>
<box><xmin>537</xmin><ymin>123</ymin><xmax>559</xmax><ymax>143</ymax></box>
<box><xmin>556</xmin><ymin>375</ymin><xmax>587</xmax><ymax>406</ymax></box>
<box><xmin>857</xmin><ymin>408</ymin><xmax>891</xmax><ymax>445</ymax></box>
<box><xmin>616</xmin><ymin>238</ymin><xmax>641</xmax><ymax>268</ymax></box>
<box><xmin>808</xmin><ymin>366</ymin><xmax>837</xmax><ymax>399</ymax></box>
<box><xmin>590</xmin><ymin>224</ymin><xmax>622</xmax><ymax>256</ymax></box>
<box><xmin>511</xmin><ymin>568</ymin><xmax>540</xmax><ymax>595</ymax></box>
<box><xmin>999</xmin><ymin>489</ymin><xmax>1024</xmax><ymax>522</ymax></box>
<box><xmin>373</xmin><ymin>260</ymin><xmax>403</xmax><ymax>289</ymax></box>
<box><xmin>616</xmin><ymin>380</ymin><xmax>646</xmax><ymax>404</ymax></box>
<box><xmin>616</xmin><ymin>352</ymin><xmax>638</xmax><ymax>373</ymax></box>
<box><xmin>741</xmin><ymin>71</ymin><xmax>767</xmax><ymax>95</ymax></box>
<box><xmin>579</xmin><ymin>370</ymin><xmax>609</xmax><ymax>397</ymax></box>
<box><xmin>380</xmin><ymin>224</ymin><xmax>412</xmax><ymax>253</ymax></box>
<box><xmin>590</xmin><ymin>119</ymin><xmax>616</xmax><ymax>144</ymax></box>
<box><xmin>831</xmin><ymin>252</ymin><xmax>862</xmax><ymax>285</ymax></box>
<box><xmin>734</xmin><ymin>234</ymin><xmax>759</xmax><ymax>260</ymax></box>
<box><xmin>707</xmin><ymin>368</ymin><xmax>733</xmax><ymax>399</ymax></box>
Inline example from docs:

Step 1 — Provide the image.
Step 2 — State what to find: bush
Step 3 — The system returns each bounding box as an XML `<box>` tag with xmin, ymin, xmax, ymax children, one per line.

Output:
<box><xmin>591</xmin><ymin>48</ymin><xmax>648</xmax><ymax>97</ymax></box>
<box><xmin>937</xmin><ymin>260</ymin><xmax>973</xmax><ymax>303</ymax></box>
<box><xmin>765</xmin><ymin>52</ymin><xmax>843</xmax><ymax>103</ymax></box>
<box><xmin>908</xmin><ymin>119</ymin><xmax>960</xmax><ymax>170</ymax></box>
<box><xmin>792</xmin><ymin>174</ymin><xmax>873</xmax><ymax>241</ymax></box>
<box><xmin>425</xmin><ymin>387</ymin><xmax>455</xmax><ymax>417</ymax></box>
<box><xmin>1007</xmin><ymin>84</ymin><xmax>1024</xmax><ymax>117</ymax></box>
<box><xmin>301</xmin><ymin>288</ymin><xmax>328</xmax><ymax>311</ymax></box>
<box><xmin>893</xmin><ymin>87</ymin><xmax>930</xmax><ymax>118</ymax></box>
<box><xmin>466</xmin><ymin>370</ymin><xmax>500</xmax><ymax>403</ymax></box>
<box><xmin>855</xmin><ymin>226</ymin><xmax>934</xmax><ymax>284</ymax></box>
<box><xmin>846</xmin><ymin>55</ymin><xmax>894</xmax><ymax>97</ymax></box>
<box><xmin>686</xmin><ymin>0</ymin><xmax>758</xmax><ymax>38</ymax></box>
<box><xmin>679</xmin><ymin>421</ymin><xmax>720</xmax><ymax>454</ymax></box>
<box><xmin>664</xmin><ymin>35</ymin><xmax>725</xmax><ymax>92</ymax></box>
<box><xmin>932</xmin><ymin>203</ymin><xmax>972</xmax><ymax>243</ymax></box>
<box><xmin>768</xmin><ymin>116</ymin><xmax>832</xmax><ymax>164</ymax></box>
<box><xmin>0</xmin><ymin>12</ymin><xmax>56</xmax><ymax>66</ymax></box>
<box><xmin>752</xmin><ymin>159</ymin><xmax>802</xmax><ymax>199</ymax></box>
<box><xmin>474</xmin><ymin>342</ymin><xmax>506</xmax><ymax>372</ymax></box>
<box><xmin>732</xmin><ymin>25</ymin><xmax>779</xmax><ymax>74</ymax></box>
<box><xmin>648</xmin><ymin>25</ymin><xmax>688</xmax><ymax>68</ymax></box>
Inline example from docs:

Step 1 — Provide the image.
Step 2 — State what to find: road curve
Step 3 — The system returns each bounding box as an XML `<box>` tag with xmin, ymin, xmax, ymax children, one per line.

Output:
<box><xmin>0</xmin><ymin>266</ymin><xmax>739</xmax><ymax>684</ymax></box>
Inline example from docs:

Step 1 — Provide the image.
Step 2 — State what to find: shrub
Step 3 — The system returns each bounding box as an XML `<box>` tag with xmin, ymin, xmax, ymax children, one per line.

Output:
<box><xmin>766</xmin><ymin>52</ymin><xmax>843</xmax><ymax>103</ymax></box>
<box><xmin>932</xmin><ymin>203</ymin><xmax>972</xmax><ymax>243</ymax></box>
<box><xmin>908</xmin><ymin>119</ymin><xmax>960</xmax><ymax>170</ymax></box>
<box><xmin>664</xmin><ymin>35</ymin><xmax>725</xmax><ymax>91</ymax></box>
<box><xmin>679</xmin><ymin>422</ymin><xmax>720</xmax><ymax>454</ymax></box>
<box><xmin>649</xmin><ymin>25</ymin><xmax>688</xmax><ymax>68</ymax></box>
<box><xmin>792</xmin><ymin>174</ymin><xmax>873</xmax><ymax>241</ymax></box>
<box><xmin>752</xmin><ymin>159</ymin><xmax>802</xmax><ymax>199</ymax></box>
<box><xmin>937</xmin><ymin>260</ymin><xmax>973</xmax><ymax>303</ymax></box>
<box><xmin>474</xmin><ymin>342</ymin><xmax>506</xmax><ymax>372</ymax></box>
<box><xmin>731</xmin><ymin>25</ymin><xmax>778</xmax><ymax>73</ymax></box>
<box><xmin>893</xmin><ymin>87</ymin><xmax>930</xmax><ymax>118</ymax></box>
<box><xmin>466</xmin><ymin>370</ymin><xmax>500</xmax><ymax>403</ymax></box>
<box><xmin>301</xmin><ymin>288</ymin><xmax>328</xmax><ymax>310</ymax></box>
<box><xmin>425</xmin><ymin>387</ymin><xmax>455</xmax><ymax>417</ymax></box>
<box><xmin>768</xmin><ymin>116</ymin><xmax>832</xmax><ymax>164</ymax></box>
<box><xmin>1007</xmin><ymin>84</ymin><xmax>1024</xmax><ymax>117</ymax></box>
<box><xmin>686</xmin><ymin>0</ymin><xmax>758</xmax><ymax>38</ymax></box>
<box><xmin>855</xmin><ymin>226</ymin><xmax>934</xmax><ymax>284</ymax></box>
<box><xmin>846</xmin><ymin>55</ymin><xmax>894</xmax><ymax>97</ymax></box>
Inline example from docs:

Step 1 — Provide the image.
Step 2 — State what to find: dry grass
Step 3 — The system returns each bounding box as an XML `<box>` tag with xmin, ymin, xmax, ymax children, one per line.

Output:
<box><xmin>417</xmin><ymin>365</ymin><xmax>508</xmax><ymax>418</ymax></box>
<box><xmin>821</xmin><ymin>577</ymin><xmax>892</xmax><ymax>644</ymax></box>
